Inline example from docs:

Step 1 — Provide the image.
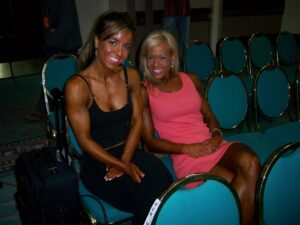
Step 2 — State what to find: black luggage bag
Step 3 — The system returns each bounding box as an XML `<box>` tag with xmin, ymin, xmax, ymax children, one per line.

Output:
<box><xmin>14</xmin><ymin>147</ymin><xmax>81</xmax><ymax>225</ymax></box>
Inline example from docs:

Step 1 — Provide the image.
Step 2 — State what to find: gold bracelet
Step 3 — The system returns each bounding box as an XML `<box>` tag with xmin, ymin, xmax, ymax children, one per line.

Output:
<box><xmin>211</xmin><ymin>128</ymin><xmax>222</xmax><ymax>138</ymax></box>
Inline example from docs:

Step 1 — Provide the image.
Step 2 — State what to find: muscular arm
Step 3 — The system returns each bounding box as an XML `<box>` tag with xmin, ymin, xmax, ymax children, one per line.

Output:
<box><xmin>120</xmin><ymin>68</ymin><xmax>143</xmax><ymax>162</ymax></box>
<box><xmin>190</xmin><ymin>74</ymin><xmax>222</xmax><ymax>145</ymax></box>
<box><xmin>65</xmin><ymin>75</ymin><xmax>143</xmax><ymax>181</ymax></box>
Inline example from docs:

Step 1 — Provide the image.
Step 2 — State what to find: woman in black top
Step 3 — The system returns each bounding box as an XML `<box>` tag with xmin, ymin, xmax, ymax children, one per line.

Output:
<box><xmin>64</xmin><ymin>11</ymin><xmax>173</xmax><ymax>225</ymax></box>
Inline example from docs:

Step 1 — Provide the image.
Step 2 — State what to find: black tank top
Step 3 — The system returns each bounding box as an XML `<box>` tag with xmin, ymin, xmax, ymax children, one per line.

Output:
<box><xmin>75</xmin><ymin>67</ymin><xmax>132</xmax><ymax>149</ymax></box>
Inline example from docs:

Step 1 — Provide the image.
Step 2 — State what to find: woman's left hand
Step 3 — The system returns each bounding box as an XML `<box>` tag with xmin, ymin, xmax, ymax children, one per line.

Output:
<box><xmin>104</xmin><ymin>167</ymin><xmax>124</xmax><ymax>181</ymax></box>
<box><xmin>204</xmin><ymin>135</ymin><xmax>222</xmax><ymax>152</ymax></box>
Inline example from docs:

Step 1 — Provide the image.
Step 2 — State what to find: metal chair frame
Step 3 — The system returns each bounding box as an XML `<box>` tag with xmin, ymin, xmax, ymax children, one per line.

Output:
<box><xmin>41</xmin><ymin>53</ymin><xmax>79</xmax><ymax>146</ymax></box>
<box><xmin>256</xmin><ymin>142</ymin><xmax>300</xmax><ymax>225</ymax></box>
<box><xmin>145</xmin><ymin>173</ymin><xmax>242</xmax><ymax>225</ymax></box>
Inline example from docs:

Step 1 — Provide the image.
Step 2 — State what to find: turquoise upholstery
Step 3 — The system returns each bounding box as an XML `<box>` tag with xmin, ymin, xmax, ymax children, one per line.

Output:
<box><xmin>248</xmin><ymin>34</ymin><xmax>273</xmax><ymax>70</ymax></box>
<box><xmin>254</xmin><ymin>66</ymin><xmax>300</xmax><ymax>143</ymax></box>
<box><xmin>276</xmin><ymin>31</ymin><xmax>298</xmax><ymax>84</ymax></box>
<box><xmin>79</xmin><ymin>181</ymin><xmax>133</xmax><ymax>224</ymax></box>
<box><xmin>145</xmin><ymin>173</ymin><xmax>241</xmax><ymax>225</ymax></box>
<box><xmin>183</xmin><ymin>41</ymin><xmax>216</xmax><ymax>81</ymax></box>
<box><xmin>206</xmin><ymin>72</ymin><xmax>286</xmax><ymax>164</ymax></box>
<box><xmin>207</xmin><ymin>75</ymin><xmax>248</xmax><ymax>129</ymax></box>
<box><xmin>256</xmin><ymin>142</ymin><xmax>300</xmax><ymax>225</ymax></box>
<box><xmin>218</xmin><ymin>36</ymin><xmax>253</xmax><ymax>96</ymax></box>
<box><xmin>42</xmin><ymin>53</ymin><xmax>78</xmax><ymax>138</ymax></box>
<box><xmin>219</xmin><ymin>37</ymin><xmax>247</xmax><ymax>74</ymax></box>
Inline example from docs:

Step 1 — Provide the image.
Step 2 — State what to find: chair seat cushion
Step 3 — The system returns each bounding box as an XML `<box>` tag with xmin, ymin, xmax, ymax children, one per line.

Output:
<box><xmin>225</xmin><ymin>132</ymin><xmax>286</xmax><ymax>164</ymax></box>
<box><xmin>79</xmin><ymin>181</ymin><xmax>133</xmax><ymax>223</ymax></box>
<box><xmin>264</xmin><ymin>121</ymin><xmax>300</xmax><ymax>144</ymax></box>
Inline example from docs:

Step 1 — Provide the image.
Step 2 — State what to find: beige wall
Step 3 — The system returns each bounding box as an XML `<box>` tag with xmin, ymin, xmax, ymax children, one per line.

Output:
<box><xmin>75</xmin><ymin>0</ymin><xmax>293</xmax><ymax>57</ymax></box>
<box><xmin>281</xmin><ymin>0</ymin><xmax>300</xmax><ymax>34</ymax></box>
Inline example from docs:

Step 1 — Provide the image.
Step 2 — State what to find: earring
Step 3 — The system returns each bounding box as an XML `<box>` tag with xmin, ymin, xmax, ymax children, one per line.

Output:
<box><xmin>171</xmin><ymin>61</ymin><xmax>174</xmax><ymax>68</ymax></box>
<box><xmin>95</xmin><ymin>48</ymin><xmax>98</xmax><ymax>57</ymax></box>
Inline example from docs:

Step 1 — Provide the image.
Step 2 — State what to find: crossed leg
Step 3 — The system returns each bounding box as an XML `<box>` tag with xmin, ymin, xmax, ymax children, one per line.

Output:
<box><xmin>210</xmin><ymin>143</ymin><xmax>261</xmax><ymax>225</ymax></box>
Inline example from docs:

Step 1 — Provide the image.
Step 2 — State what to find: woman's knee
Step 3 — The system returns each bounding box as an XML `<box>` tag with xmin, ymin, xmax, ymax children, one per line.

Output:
<box><xmin>238</xmin><ymin>144</ymin><xmax>261</xmax><ymax>179</ymax></box>
<box><xmin>226</xmin><ymin>143</ymin><xmax>261</xmax><ymax>177</ymax></box>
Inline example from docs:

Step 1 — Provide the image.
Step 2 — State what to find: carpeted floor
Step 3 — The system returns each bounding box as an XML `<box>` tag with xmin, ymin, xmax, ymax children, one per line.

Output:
<box><xmin>0</xmin><ymin>74</ymin><xmax>48</xmax><ymax>145</ymax></box>
<box><xmin>0</xmin><ymin>74</ymin><xmax>49</xmax><ymax>224</ymax></box>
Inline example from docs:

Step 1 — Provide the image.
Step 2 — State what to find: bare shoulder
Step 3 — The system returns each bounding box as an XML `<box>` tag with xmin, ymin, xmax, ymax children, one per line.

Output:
<box><xmin>126</xmin><ymin>67</ymin><xmax>141</xmax><ymax>80</ymax></box>
<box><xmin>186</xmin><ymin>72</ymin><xmax>205</xmax><ymax>94</ymax></box>
<box><xmin>65</xmin><ymin>74</ymin><xmax>84</xmax><ymax>88</ymax></box>
<box><xmin>64</xmin><ymin>74</ymin><xmax>90</xmax><ymax>101</ymax></box>
<box><xmin>187</xmin><ymin>73</ymin><xmax>200</xmax><ymax>83</ymax></box>
<box><xmin>126</xmin><ymin>67</ymin><xmax>142</xmax><ymax>87</ymax></box>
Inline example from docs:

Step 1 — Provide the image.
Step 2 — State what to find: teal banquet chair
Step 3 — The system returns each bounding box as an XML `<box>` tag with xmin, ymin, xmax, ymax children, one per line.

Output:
<box><xmin>253</xmin><ymin>65</ymin><xmax>300</xmax><ymax>143</ymax></box>
<box><xmin>144</xmin><ymin>173</ymin><xmax>242</xmax><ymax>225</ymax></box>
<box><xmin>206</xmin><ymin>72</ymin><xmax>286</xmax><ymax>164</ymax></box>
<box><xmin>183</xmin><ymin>40</ymin><xmax>217</xmax><ymax>82</ymax></box>
<box><xmin>296</xmin><ymin>68</ymin><xmax>300</xmax><ymax>120</ymax></box>
<box><xmin>66</xmin><ymin>123</ymin><xmax>134</xmax><ymax>225</ymax></box>
<box><xmin>218</xmin><ymin>36</ymin><xmax>253</xmax><ymax>97</ymax></box>
<box><xmin>275</xmin><ymin>31</ymin><xmax>298</xmax><ymax>85</ymax></box>
<box><xmin>256</xmin><ymin>142</ymin><xmax>300</xmax><ymax>225</ymax></box>
<box><xmin>247</xmin><ymin>33</ymin><xmax>274</xmax><ymax>78</ymax></box>
<box><xmin>42</xmin><ymin>53</ymin><xmax>79</xmax><ymax>146</ymax></box>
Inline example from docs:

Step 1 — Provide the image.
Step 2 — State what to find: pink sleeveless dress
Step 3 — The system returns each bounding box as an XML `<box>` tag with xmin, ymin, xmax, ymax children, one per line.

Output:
<box><xmin>144</xmin><ymin>72</ymin><xmax>233</xmax><ymax>188</ymax></box>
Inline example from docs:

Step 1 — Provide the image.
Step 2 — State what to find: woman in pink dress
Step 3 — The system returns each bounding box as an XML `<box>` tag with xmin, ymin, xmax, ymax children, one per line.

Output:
<box><xmin>139</xmin><ymin>30</ymin><xmax>260</xmax><ymax>225</ymax></box>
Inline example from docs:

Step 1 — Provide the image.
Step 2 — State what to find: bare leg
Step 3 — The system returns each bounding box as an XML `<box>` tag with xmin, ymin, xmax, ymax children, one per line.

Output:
<box><xmin>212</xmin><ymin>143</ymin><xmax>260</xmax><ymax>225</ymax></box>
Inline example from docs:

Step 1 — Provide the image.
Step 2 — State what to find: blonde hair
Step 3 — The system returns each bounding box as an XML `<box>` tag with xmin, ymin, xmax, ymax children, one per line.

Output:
<box><xmin>139</xmin><ymin>30</ymin><xmax>179</xmax><ymax>82</ymax></box>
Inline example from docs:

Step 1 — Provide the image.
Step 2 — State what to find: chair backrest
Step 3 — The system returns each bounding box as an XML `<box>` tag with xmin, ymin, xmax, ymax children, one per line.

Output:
<box><xmin>248</xmin><ymin>33</ymin><xmax>273</xmax><ymax>77</ymax></box>
<box><xmin>256</xmin><ymin>142</ymin><xmax>300</xmax><ymax>225</ymax></box>
<box><xmin>145</xmin><ymin>173</ymin><xmax>241</xmax><ymax>225</ymax></box>
<box><xmin>219</xmin><ymin>37</ymin><xmax>247</xmax><ymax>75</ymax></box>
<box><xmin>183</xmin><ymin>41</ymin><xmax>216</xmax><ymax>81</ymax></box>
<box><xmin>276</xmin><ymin>31</ymin><xmax>298</xmax><ymax>84</ymax></box>
<box><xmin>206</xmin><ymin>73</ymin><xmax>249</xmax><ymax>130</ymax></box>
<box><xmin>296</xmin><ymin>68</ymin><xmax>300</xmax><ymax>120</ymax></box>
<box><xmin>122</xmin><ymin>58</ymin><xmax>134</xmax><ymax>68</ymax></box>
<box><xmin>253</xmin><ymin>65</ymin><xmax>290</xmax><ymax>127</ymax></box>
<box><xmin>42</xmin><ymin>53</ymin><xmax>79</xmax><ymax>116</ymax></box>
<box><xmin>276</xmin><ymin>31</ymin><xmax>297</xmax><ymax>66</ymax></box>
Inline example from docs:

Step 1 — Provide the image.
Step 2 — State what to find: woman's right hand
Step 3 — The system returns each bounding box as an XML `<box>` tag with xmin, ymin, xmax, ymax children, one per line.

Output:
<box><xmin>123</xmin><ymin>162</ymin><xmax>145</xmax><ymax>183</ymax></box>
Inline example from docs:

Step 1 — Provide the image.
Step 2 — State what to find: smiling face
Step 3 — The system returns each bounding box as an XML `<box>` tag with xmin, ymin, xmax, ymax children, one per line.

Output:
<box><xmin>146</xmin><ymin>42</ymin><xmax>175</xmax><ymax>81</ymax></box>
<box><xmin>95</xmin><ymin>28</ymin><xmax>133</xmax><ymax>70</ymax></box>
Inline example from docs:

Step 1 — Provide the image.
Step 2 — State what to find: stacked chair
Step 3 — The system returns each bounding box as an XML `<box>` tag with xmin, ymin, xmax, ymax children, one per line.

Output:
<box><xmin>275</xmin><ymin>31</ymin><xmax>299</xmax><ymax>85</ymax></box>
<box><xmin>218</xmin><ymin>36</ymin><xmax>253</xmax><ymax>97</ymax></box>
<box><xmin>296</xmin><ymin>68</ymin><xmax>300</xmax><ymax>120</ymax></box>
<box><xmin>252</xmin><ymin>64</ymin><xmax>300</xmax><ymax>143</ymax></box>
<box><xmin>247</xmin><ymin>33</ymin><xmax>274</xmax><ymax>97</ymax></box>
<box><xmin>275</xmin><ymin>31</ymin><xmax>300</xmax><ymax>119</ymax></box>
